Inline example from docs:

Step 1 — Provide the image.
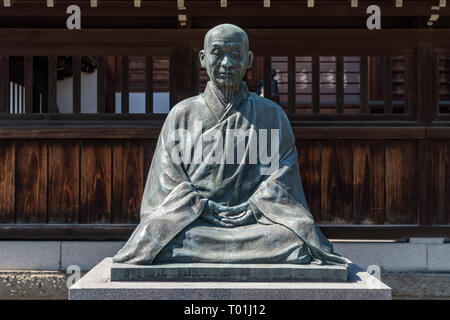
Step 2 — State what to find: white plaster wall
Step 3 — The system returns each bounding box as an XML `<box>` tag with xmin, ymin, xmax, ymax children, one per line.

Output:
<box><xmin>0</xmin><ymin>240</ymin><xmax>448</xmax><ymax>272</ymax></box>
<box><xmin>57</xmin><ymin>71</ymin><xmax>170</xmax><ymax>114</ymax></box>
<box><xmin>115</xmin><ymin>92</ymin><xmax>170</xmax><ymax>114</ymax></box>
<box><xmin>57</xmin><ymin>70</ymin><xmax>98</xmax><ymax>113</ymax></box>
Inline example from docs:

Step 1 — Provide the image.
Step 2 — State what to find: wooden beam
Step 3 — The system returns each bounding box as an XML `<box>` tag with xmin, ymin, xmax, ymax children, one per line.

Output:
<box><xmin>0</xmin><ymin>125</ymin><xmax>432</xmax><ymax>140</ymax></box>
<box><xmin>0</xmin><ymin>29</ymin><xmax>449</xmax><ymax>56</ymax></box>
<box><xmin>0</xmin><ymin>224</ymin><xmax>448</xmax><ymax>240</ymax></box>
<box><xmin>321</xmin><ymin>225</ymin><xmax>450</xmax><ymax>240</ymax></box>
<box><xmin>0</xmin><ymin>2</ymin><xmax>445</xmax><ymax>18</ymax></box>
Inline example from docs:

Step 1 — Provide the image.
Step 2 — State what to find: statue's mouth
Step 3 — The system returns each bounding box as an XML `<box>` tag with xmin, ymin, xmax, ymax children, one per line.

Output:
<box><xmin>219</xmin><ymin>72</ymin><xmax>234</xmax><ymax>77</ymax></box>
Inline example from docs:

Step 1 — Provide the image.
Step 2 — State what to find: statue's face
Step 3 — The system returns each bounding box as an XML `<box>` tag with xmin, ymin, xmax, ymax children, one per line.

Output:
<box><xmin>200</xmin><ymin>27</ymin><xmax>253</xmax><ymax>89</ymax></box>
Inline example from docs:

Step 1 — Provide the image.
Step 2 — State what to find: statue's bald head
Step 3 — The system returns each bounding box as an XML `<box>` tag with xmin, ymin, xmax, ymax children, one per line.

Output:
<box><xmin>200</xmin><ymin>24</ymin><xmax>253</xmax><ymax>90</ymax></box>
<box><xmin>203</xmin><ymin>24</ymin><xmax>249</xmax><ymax>53</ymax></box>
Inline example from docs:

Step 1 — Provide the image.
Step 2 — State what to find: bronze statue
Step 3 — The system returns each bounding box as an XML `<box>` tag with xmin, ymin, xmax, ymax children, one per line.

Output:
<box><xmin>113</xmin><ymin>24</ymin><xmax>348</xmax><ymax>266</ymax></box>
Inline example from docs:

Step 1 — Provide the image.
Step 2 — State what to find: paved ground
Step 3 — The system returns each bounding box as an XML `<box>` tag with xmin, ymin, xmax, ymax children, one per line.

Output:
<box><xmin>1</xmin><ymin>271</ymin><xmax>449</xmax><ymax>300</ymax></box>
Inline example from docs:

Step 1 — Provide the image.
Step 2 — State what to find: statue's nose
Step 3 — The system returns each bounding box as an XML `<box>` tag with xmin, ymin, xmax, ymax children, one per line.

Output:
<box><xmin>221</xmin><ymin>54</ymin><xmax>233</xmax><ymax>68</ymax></box>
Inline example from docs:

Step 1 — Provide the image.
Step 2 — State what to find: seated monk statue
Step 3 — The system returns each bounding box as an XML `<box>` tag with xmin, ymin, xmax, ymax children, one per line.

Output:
<box><xmin>113</xmin><ymin>24</ymin><xmax>348</xmax><ymax>266</ymax></box>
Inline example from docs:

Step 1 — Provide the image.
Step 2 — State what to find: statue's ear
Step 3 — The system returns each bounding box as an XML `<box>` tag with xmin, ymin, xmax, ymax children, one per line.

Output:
<box><xmin>199</xmin><ymin>50</ymin><xmax>206</xmax><ymax>68</ymax></box>
<box><xmin>247</xmin><ymin>51</ymin><xmax>254</xmax><ymax>69</ymax></box>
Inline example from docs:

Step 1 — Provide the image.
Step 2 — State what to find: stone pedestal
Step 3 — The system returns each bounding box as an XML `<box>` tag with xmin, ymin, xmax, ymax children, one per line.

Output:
<box><xmin>111</xmin><ymin>262</ymin><xmax>348</xmax><ymax>282</ymax></box>
<box><xmin>69</xmin><ymin>258</ymin><xmax>391</xmax><ymax>300</ymax></box>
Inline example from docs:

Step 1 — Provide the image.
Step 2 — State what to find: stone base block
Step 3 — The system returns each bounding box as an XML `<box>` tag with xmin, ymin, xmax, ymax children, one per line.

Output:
<box><xmin>111</xmin><ymin>262</ymin><xmax>348</xmax><ymax>282</ymax></box>
<box><xmin>69</xmin><ymin>258</ymin><xmax>391</xmax><ymax>300</ymax></box>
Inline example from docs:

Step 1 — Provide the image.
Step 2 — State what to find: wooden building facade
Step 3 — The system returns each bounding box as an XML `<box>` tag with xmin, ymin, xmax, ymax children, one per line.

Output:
<box><xmin>0</xmin><ymin>1</ymin><xmax>449</xmax><ymax>240</ymax></box>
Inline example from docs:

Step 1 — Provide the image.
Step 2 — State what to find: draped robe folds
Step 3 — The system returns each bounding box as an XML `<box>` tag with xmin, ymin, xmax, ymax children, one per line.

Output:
<box><xmin>113</xmin><ymin>81</ymin><xmax>349</xmax><ymax>266</ymax></box>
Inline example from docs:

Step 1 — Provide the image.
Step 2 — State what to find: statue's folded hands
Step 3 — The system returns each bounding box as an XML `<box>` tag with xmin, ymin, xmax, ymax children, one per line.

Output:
<box><xmin>200</xmin><ymin>200</ymin><xmax>235</xmax><ymax>228</ymax></box>
<box><xmin>200</xmin><ymin>200</ymin><xmax>254</xmax><ymax>227</ymax></box>
<box><xmin>220</xmin><ymin>209</ymin><xmax>255</xmax><ymax>227</ymax></box>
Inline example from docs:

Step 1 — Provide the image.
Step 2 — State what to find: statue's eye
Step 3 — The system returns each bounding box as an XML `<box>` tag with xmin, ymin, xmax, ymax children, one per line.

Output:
<box><xmin>232</xmin><ymin>50</ymin><xmax>240</xmax><ymax>57</ymax></box>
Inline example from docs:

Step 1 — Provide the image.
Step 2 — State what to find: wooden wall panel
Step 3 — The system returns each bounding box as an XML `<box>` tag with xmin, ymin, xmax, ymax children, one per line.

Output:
<box><xmin>0</xmin><ymin>141</ymin><xmax>15</xmax><ymax>223</ymax></box>
<box><xmin>353</xmin><ymin>140</ymin><xmax>385</xmax><ymax>224</ymax></box>
<box><xmin>320</xmin><ymin>140</ymin><xmax>354</xmax><ymax>224</ymax></box>
<box><xmin>48</xmin><ymin>140</ymin><xmax>80</xmax><ymax>223</ymax></box>
<box><xmin>385</xmin><ymin>140</ymin><xmax>417</xmax><ymax>224</ymax></box>
<box><xmin>80</xmin><ymin>141</ymin><xmax>112</xmax><ymax>224</ymax></box>
<box><xmin>112</xmin><ymin>140</ymin><xmax>143</xmax><ymax>224</ymax></box>
<box><xmin>432</xmin><ymin>140</ymin><xmax>450</xmax><ymax>225</ymax></box>
<box><xmin>0</xmin><ymin>135</ymin><xmax>447</xmax><ymax>236</ymax></box>
<box><xmin>15</xmin><ymin>140</ymin><xmax>48</xmax><ymax>223</ymax></box>
<box><xmin>297</xmin><ymin>140</ymin><xmax>321</xmax><ymax>220</ymax></box>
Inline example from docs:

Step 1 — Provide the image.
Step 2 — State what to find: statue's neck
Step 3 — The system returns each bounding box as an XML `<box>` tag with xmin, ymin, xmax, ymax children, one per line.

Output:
<box><xmin>213</xmin><ymin>83</ymin><xmax>241</xmax><ymax>105</ymax></box>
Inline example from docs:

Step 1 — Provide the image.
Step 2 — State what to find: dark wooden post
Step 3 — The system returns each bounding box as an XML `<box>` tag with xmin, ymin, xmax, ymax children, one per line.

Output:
<box><xmin>287</xmin><ymin>56</ymin><xmax>296</xmax><ymax>115</ymax></box>
<box><xmin>384</xmin><ymin>56</ymin><xmax>393</xmax><ymax>114</ymax></box>
<box><xmin>312</xmin><ymin>56</ymin><xmax>320</xmax><ymax>114</ymax></box>
<box><xmin>48</xmin><ymin>56</ymin><xmax>58</xmax><ymax>113</ymax></box>
<box><xmin>145</xmin><ymin>56</ymin><xmax>154</xmax><ymax>114</ymax></box>
<box><xmin>0</xmin><ymin>56</ymin><xmax>9</xmax><ymax>113</ymax></box>
<box><xmin>263</xmin><ymin>56</ymin><xmax>272</xmax><ymax>100</ymax></box>
<box><xmin>73</xmin><ymin>55</ymin><xmax>81</xmax><ymax>114</ymax></box>
<box><xmin>97</xmin><ymin>56</ymin><xmax>106</xmax><ymax>113</ymax></box>
<box><xmin>169</xmin><ymin>45</ymin><xmax>198</xmax><ymax>107</ymax></box>
<box><xmin>336</xmin><ymin>56</ymin><xmax>344</xmax><ymax>114</ymax></box>
<box><xmin>25</xmin><ymin>56</ymin><xmax>33</xmax><ymax>113</ymax></box>
<box><xmin>417</xmin><ymin>43</ymin><xmax>434</xmax><ymax>226</ymax></box>
<box><xmin>417</xmin><ymin>43</ymin><xmax>435</xmax><ymax>125</ymax></box>
<box><xmin>121</xmin><ymin>56</ymin><xmax>129</xmax><ymax>114</ymax></box>
<box><xmin>360</xmin><ymin>56</ymin><xmax>369</xmax><ymax>114</ymax></box>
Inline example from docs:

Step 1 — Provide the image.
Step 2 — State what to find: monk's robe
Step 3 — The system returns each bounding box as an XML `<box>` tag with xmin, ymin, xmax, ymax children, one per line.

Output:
<box><xmin>113</xmin><ymin>81</ymin><xmax>348</xmax><ymax>266</ymax></box>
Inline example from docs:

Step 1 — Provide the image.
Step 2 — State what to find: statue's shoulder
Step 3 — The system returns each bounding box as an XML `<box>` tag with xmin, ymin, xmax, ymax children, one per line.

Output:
<box><xmin>165</xmin><ymin>94</ymin><xmax>206</xmax><ymax>122</ymax></box>
<box><xmin>249</xmin><ymin>92</ymin><xmax>290</xmax><ymax>122</ymax></box>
